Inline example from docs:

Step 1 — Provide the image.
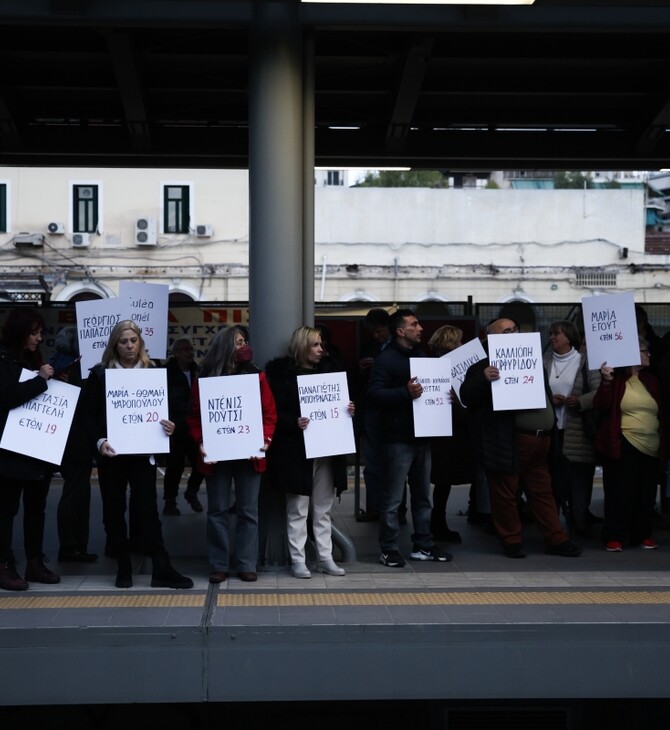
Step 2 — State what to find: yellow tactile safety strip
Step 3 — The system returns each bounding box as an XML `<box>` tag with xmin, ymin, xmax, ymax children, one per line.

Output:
<box><xmin>0</xmin><ymin>594</ymin><xmax>206</xmax><ymax>610</ymax></box>
<box><xmin>218</xmin><ymin>590</ymin><xmax>670</xmax><ymax>608</ymax></box>
<box><xmin>0</xmin><ymin>590</ymin><xmax>669</xmax><ymax>611</ymax></box>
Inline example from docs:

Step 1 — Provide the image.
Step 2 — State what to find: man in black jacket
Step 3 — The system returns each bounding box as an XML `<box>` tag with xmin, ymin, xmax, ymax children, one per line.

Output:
<box><xmin>368</xmin><ymin>309</ymin><xmax>451</xmax><ymax>567</ymax></box>
<box><xmin>460</xmin><ymin>318</ymin><xmax>581</xmax><ymax>559</ymax></box>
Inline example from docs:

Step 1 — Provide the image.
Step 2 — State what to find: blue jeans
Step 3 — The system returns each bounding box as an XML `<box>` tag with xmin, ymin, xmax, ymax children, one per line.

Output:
<box><xmin>379</xmin><ymin>441</ymin><xmax>432</xmax><ymax>552</ymax></box>
<box><xmin>206</xmin><ymin>461</ymin><xmax>261</xmax><ymax>573</ymax></box>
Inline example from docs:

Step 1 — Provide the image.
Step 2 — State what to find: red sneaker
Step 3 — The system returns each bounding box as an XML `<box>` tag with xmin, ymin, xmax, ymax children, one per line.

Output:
<box><xmin>605</xmin><ymin>541</ymin><xmax>623</xmax><ymax>552</ymax></box>
<box><xmin>640</xmin><ymin>538</ymin><xmax>658</xmax><ymax>550</ymax></box>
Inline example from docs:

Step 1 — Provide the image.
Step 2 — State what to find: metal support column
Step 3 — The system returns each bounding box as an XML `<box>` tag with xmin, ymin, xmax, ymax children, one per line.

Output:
<box><xmin>249</xmin><ymin>1</ymin><xmax>304</xmax><ymax>367</ymax></box>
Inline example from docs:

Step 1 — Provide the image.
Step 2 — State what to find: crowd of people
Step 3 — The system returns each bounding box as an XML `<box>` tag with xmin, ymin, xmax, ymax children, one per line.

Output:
<box><xmin>0</xmin><ymin>303</ymin><xmax>667</xmax><ymax>592</ymax></box>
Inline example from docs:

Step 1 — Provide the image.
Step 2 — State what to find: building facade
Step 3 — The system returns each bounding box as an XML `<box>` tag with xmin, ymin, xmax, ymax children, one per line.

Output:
<box><xmin>0</xmin><ymin>167</ymin><xmax>665</xmax><ymax>308</ymax></box>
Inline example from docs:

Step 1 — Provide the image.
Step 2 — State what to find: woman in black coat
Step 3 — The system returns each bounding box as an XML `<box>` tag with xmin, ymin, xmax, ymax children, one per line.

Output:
<box><xmin>265</xmin><ymin>326</ymin><xmax>353</xmax><ymax>579</ymax></box>
<box><xmin>82</xmin><ymin>320</ymin><xmax>193</xmax><ymax>590</ymax></box>
<box><xmin>0</xmin><ymin>308</ymin><xmax>59</xmax><ymax>591</ymax></box>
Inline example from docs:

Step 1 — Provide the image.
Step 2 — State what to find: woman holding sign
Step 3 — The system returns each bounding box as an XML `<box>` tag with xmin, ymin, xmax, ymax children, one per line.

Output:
<box><xmin>187</xmin><ymin>325</ymin><xmax>276</xmax><ymax>583</ymax></box>
<box><xmin>82</xmin><ymin>320</ymin><xmax>193</xmax><ymax>589</ymax></box>
<box><xmin>594</xmin><ymin>338</ymin><xmax>665</xmax><ymax>552</ymax></box>
<box><xmin>0</xmin><ymin>308</ymin><xmax>60</xmax><ymax>591</ymax></box>
<box><xmin>544</xmin><ymin>320</ymin><xmax>601</xmax><ymax>537</ymax></box>
<box><xmin>265</xmin><ymin>326</ymin><xmax>354</xmax><ymax>579</ymax></box>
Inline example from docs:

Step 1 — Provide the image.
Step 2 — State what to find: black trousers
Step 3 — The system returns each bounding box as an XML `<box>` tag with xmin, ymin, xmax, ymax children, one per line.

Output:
<box><xmin>162</xmin><ymin>431</ymin><xmax>204</xmax><ymax>502</ymax></box>
<box><xmin>97</xmin><ymin>455</ymin><xmax>166</xmax><ymax>558</ymax></box>
<box><xmin>0</xmin><ymin>475</ymin><xmax>51</xmax><ymax>563</ymax></box>
<box><xmin>57</xmin><ymin>455</ymin><xmax>93</xmax><ymax>551</ymax></box>
<box><xmin>602</xmin><ymin>436</ymin><xmax>658</xmax><ymax>545</ymax></box>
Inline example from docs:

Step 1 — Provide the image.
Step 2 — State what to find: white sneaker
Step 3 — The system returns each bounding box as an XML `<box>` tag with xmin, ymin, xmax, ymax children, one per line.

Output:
<box><xmin>290</xmin><ymin>562</ymin><xmax>311</xmax><ymax>579</ymax></box>
<box><xmin>318</xmin><ymin>558</ymin><xmax>345</xmax><ymax>576</ymax></box>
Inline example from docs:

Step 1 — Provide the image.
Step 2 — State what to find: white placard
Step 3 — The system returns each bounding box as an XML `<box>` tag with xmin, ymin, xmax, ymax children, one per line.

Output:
<box><xmin>488</xmin><ymin>332</ymin><xmax>546</xmax><ymax>411</ymax></box>
<box><xmin>298</xmin><ymin>371</ymin><xmax>355</xmax><ymax>459</ymax></box>
<box><xmin>75</xmin><ymin>297</ymin><xmax>124</xmax><ymax>378</ymax></box>
<box><xmin>410</xmin><ymin>357</ymin><xmax>452</xmax><ymax>437</ymax></box>
<box><xmin>581</xmin><ymin>291</ymin><xmax>640</xmax><ymax>370</ymax></box>
<box><xmin>119</xmin><ymin>280</ymin><xmax>169</xmax><ymax>361</ymax></box>
<box><xmin>446</xmin><ymin>337</ymin><xmax>487</xmax><ymax>404</ymax></box>
<box><xmin>105</xmin><ymin>368</ymin><xmax>170</xmax><ymax>455</ymax></box>
<box><xmin>198</xmin><ymin>374</ymin><xmax>265</xmax><ymax>462</ymax></box>
<box><xmin>0</xmin><ymin>370</ymin><xmax>80</xmax><ymax>465</ymax></box>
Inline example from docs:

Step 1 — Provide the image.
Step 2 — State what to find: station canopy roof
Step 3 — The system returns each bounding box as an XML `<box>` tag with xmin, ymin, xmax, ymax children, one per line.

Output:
<box><xmin>1</xmin><ymin>1</ymin><xmax>670</xmax><ymax>171</ymax></box>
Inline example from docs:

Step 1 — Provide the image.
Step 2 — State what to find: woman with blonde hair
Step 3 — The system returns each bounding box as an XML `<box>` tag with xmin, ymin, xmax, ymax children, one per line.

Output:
<box><xmin>82</xmin><ymin>320</ymin><xmax>193</xmax><ymax>589</ymax></box>
<box><xmin>265</xmin><ymin>326</ymin><xmax>354</xmax><ymax>578</ymax></box>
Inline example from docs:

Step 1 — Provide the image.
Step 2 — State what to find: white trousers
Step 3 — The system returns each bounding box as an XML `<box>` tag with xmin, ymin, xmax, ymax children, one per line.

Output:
<box><xmin>285</xmin><ymin>458</ymin><xmax>335</xmax><ymax>563</ymax></box>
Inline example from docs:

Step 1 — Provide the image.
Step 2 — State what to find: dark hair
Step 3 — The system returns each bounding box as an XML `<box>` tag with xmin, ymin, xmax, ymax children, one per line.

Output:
<box><xmin>388</xmin><ymin>308</ymin><xmax>415</xmax><ymax>338</ymax></box>
<box><xmin>200</xmin><ymin>326</ymin><xmax>246</xmax><ymax>377</ymax></box>
<box><xmin>170</xmin><ymin>337</ymin><xmax>193</xmax><ymax>357</ymax></box>
<box><xmin>54</xmin><ymin>325</ymin><xmax>79</xmax><ymax>356</ymax></box>
<box><xmin>363</xmin><ymin>308</ymin><xmax>390</xmax><ymax>331</ymax></box>
<box><xmin>2</xmin><ymin>307</ymin><xmax>45</xmax><ymax>364</ymax></box>
<box><xmin>318</xmin><ymin>324</ymin><xmax>332</xmax><ymax>343</ymax></box>
<box><xmin>548</xmin><ymin>320</ymin><xmax>581</xmax><ymax>350</ymax></box>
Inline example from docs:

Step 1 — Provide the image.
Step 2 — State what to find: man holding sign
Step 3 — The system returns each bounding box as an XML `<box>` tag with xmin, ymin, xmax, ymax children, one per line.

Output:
<box><xmin>461</xmin><ymin>318</ymin><xmax>581</xmax><ymax>559</ymax></box>
<box><xmin>368</xmin><ymin>309</ymin><xmax>452</xmax><ymax>568</ymax></box>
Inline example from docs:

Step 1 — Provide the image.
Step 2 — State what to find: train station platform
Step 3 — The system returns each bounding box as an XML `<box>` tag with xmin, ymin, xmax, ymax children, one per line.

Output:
<box><xmin>1</xmin><ymin>471</ymin><xmax>670</xmax><ymax>719</ymax></box>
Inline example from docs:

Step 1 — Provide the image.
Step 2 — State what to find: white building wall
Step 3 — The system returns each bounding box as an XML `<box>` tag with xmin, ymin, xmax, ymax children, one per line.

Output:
<box><xmin>0</xmin><ymin>167</ymin><xmax>666</xmax><ymax>306</ymax></box>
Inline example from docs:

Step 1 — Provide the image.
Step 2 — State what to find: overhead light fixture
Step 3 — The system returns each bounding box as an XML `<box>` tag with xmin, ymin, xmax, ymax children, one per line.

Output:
<box><xmin>302</xmin><ymin>1</ymin><xmax>535</xmax><ymax>5</ymax></box>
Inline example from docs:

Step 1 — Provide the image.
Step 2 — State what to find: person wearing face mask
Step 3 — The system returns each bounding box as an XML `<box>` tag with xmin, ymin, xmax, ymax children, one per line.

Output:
<box><xmin>162</xmin><ymin>337</ymin><xmax>205</xmax><ymax>516</ymax></box>
<box><xmin>187</xmin><ymin>326</ymin><xmax>276</xmax><ymax>583</ymax></box>
<box><xmin>0</xmin><ymin>308</ymin><xmax>59</xmax><ymax>591</ymax></box>
<box><xmin>265</xmin><ymin>326</ymin><xmax>354</xmax><ymax>579</ymax></box>
<box><xmin>82</xmin><ymin>320</ymin><xmax>193</xmax><ymax>590</ymax></box>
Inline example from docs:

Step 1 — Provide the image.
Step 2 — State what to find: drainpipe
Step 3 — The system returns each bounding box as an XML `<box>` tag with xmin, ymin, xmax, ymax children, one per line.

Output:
<box><xmin>393</xmin><ymin>256</ymin><xmax>399</xmax><ymax>302</ymax></box>
<box><xmin>320</xmin><ymin>255</ymin><xmax>327</xmax><ymax>301</ymax></box>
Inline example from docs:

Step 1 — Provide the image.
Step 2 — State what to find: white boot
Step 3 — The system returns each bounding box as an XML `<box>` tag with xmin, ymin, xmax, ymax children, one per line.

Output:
<box><xmin>317</xmin><ymin>558</ymin><xmax>345</xmax><ymax>576</ymax></box>
<box><xmin>290</xmin><ymin>562</ymin><xmax>311</xmax><ymax>579</ymax></box>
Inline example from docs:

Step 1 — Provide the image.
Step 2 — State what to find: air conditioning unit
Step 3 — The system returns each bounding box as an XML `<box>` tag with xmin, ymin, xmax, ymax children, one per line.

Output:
<box><xmin>72</xmin><ymin>233</ymin><xmax>91</xmax><ymax>248</ymax></box>
<box><xmin>135</xmin><ymin>217</ymin><xmax>157</xmax><ymax>246</ymax></box>
<box><xmin>47</xmin><ymin>222</ymin><xmax>65</xmax><ymax>235</ymax></box>
<box><xmin>196</xmin><ymin>224</ymin><xmax>213</xmax><ymax>237</ymax></box>
<box><xmin>13</xmin><ymin>233</ymin><xmax>45</xmax><ymax>248</ymax></box>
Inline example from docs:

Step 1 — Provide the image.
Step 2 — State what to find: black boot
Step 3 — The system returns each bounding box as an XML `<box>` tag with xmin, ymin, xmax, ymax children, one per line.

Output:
<box><xmin>162</xmin><ymin>499</ymin><xmax>181</xmax><ymax>516</ymax></box>
<box><xmin>115</xmin><ymin>554</ymin><xmax>133</xmax><ymax>588</ymax></box>
<box><xmin>0</xmin><ymin>561</ymin><xmax>29</xmax><ymax>591</ymax></box>
<box><xmin>430</xmin><ymin>509</ymin><xmax>462</xmax><ymax>544</ymax></box>
<box><xmin>25</xmin><ymin>556</ymin><xmax>60</xmax><ymax>584</ymax></box>
<box><xmin>151</xmin><ymin>553</ymin><xmax>193</xmax><ymax>589</ymax></box>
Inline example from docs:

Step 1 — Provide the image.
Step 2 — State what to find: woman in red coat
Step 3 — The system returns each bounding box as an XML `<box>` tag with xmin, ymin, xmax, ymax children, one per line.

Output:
<box><xmin>188</xmin><ymin>326</ymin><xmax>276</xmax><ymax>583</ymax></box>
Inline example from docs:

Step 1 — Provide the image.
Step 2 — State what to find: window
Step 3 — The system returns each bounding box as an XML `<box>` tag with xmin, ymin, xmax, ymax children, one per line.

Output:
<box><xmin>73</xmin><ymin>184</ymin><xmax>98</xmax><ymax>233</ymax></box>
<box><xmin>163</xmin><ymin>185</ymin><xmax>190</xmax><ymax>233</ymax></box>
<box><xmin>327</xmin><ymin>170</ymin><xmax>343</xmax><ymax>186</ymax></box>
<box><xmin>0</xmin><ymin>184</ymin><xmax>6</xmax><ymax>232</ymax></box>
